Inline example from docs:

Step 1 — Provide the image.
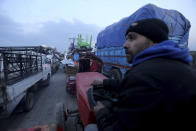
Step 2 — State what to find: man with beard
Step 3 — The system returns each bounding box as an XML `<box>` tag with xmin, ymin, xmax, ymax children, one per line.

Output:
<box><xmin>88</xmin><ymin>18</ymin><xmax>196</xmax><ymax>131</ymax></box>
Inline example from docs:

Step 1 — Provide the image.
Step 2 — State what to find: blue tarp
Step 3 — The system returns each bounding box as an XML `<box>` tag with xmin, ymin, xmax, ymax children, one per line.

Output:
<box><xmin>97</xmin><ymin>4</ymin><xmax>191</xmax><ymax>49</ymax></box>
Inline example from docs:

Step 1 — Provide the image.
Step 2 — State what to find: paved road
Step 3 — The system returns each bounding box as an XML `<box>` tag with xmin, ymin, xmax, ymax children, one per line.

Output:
<box><xmin>0</xmin><ymin>69</ymin><xmax>78</xmax><ymax>131</ymax></box>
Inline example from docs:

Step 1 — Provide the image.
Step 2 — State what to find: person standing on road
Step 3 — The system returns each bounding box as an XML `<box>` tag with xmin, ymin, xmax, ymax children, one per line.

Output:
<box><xmin>89</xmin><ymin>18</ymin><xmax>196</xmax><ymax>131</ymax></box>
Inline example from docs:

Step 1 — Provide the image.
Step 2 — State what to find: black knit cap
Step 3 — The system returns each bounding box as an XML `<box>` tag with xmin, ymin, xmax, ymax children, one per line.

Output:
<box><xmin>125</xmin><ymin>18</ymin><xmax>169</xmax><ymax>43</ymax></box>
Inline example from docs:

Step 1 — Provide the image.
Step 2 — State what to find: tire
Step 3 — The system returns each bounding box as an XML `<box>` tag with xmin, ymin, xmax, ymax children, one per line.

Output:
<box><xmin>55</xmin><ymin>103</ymin><xmax>65</xmax><ymax>131</ymax></box>
<box><xmin>30</xmin><ymin>83</ymin><xmax>38</xmax><ymax>92</ymax></box>
<box><xmin>99</xmin><ymin>65</ymin><xmax>104</xmax><ymax>74</ymax></box>
<box><xmin>110</xmin><ymin>69</ymin><xmax>122</xmax><ymax>80</ymax></box>
<box><xmin>24</xmin><ymin>92</ymin><xmax>34</xmax><ymax>112</ymax></box>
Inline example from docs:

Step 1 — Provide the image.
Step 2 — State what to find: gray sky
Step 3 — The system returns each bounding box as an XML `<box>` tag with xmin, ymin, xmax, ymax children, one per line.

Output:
<box><xmin>0</xmin><ymin>0</ymin><xmax>196</xmax><ymax>52</ymax></box>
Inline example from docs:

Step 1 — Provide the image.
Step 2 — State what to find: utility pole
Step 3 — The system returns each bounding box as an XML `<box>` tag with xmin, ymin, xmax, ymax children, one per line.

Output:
<box><xmin>68</xmin><ymin>37</ymin><xmax>77</xmax><ymax>44</ymax></box>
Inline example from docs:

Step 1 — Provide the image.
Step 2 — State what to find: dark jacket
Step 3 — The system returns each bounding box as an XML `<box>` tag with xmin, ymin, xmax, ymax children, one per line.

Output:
<box><xmin>96</xmin><ymin>41</ymin><xmax>196</xmax><ymax>130</ymax></box>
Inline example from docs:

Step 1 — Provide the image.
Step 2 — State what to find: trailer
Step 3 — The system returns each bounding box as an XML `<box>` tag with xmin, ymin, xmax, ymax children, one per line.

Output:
<box><xmin>0</xmin><ymin>46</ymin><xmax>51</xmax><ymax>117</ymax></box>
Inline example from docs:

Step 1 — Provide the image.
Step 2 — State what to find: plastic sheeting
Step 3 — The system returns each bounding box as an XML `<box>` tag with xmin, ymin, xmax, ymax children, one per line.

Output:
<box><xmin>97</xmin><ymin>4</ymin><xmax>191</xmax><ymax>49</ymax></box>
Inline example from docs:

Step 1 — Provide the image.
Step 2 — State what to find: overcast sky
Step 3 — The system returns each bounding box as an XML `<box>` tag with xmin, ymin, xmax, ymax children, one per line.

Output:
<box><xmin>0</xmin><ymin>0</ymin><xmax>195</xmax><ymax>52</ymax></box>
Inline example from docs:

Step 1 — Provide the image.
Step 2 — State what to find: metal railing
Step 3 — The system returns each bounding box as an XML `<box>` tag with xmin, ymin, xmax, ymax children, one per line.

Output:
<box><xmin>0</xmin><ymin>46</ymin><xmax>44</xmax><ymax>85</ymax></box>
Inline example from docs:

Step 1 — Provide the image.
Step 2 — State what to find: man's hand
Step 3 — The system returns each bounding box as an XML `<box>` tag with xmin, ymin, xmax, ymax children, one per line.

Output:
<box><xmin>93</xmin><ymin>101</ymin><xmax>105</xmax><ymax>115</ymax></box>
<box><xmin>91</xmin><ymin>79</ymin><xmax>103</xmax><ymax>86</ymax></box>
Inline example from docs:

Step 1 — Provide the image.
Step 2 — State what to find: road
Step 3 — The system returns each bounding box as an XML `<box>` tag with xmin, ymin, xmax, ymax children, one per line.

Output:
<box><xmin>0</xmin><ymin>68</ymin><xmax>78</xmax><ymax>131</ymax></box>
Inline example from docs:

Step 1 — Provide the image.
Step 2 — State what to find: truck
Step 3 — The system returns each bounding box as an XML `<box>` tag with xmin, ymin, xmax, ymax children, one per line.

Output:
<box><xmin>95</xmin><ymin>4</ymin><xmax>191</xmax><ymax>80</ymax></box>
<box><xmin>47</xmin><ymin>53</ymin><xmax>61</xmax><ymax>74</ymax></box>
<box><xmin>0</xmin><ymin>46</ymin><xmax>51</xmax><ymax>117</ymax></box>
<box><xmin>42</xmin><ymin>45</ymin><xmax>63</xmax><ymax>74</ymax></box>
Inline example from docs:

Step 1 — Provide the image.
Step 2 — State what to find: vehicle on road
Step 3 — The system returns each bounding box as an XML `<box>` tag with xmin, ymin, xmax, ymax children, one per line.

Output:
<box><xmin>42</xmin><ymin>45</ymin><xmax>63</xmax><ymax>74</ymax></box>
<box><xmin>0</xmin><ymin>46</ymin><xmax>51</xmax><ymax>117</ymax></box>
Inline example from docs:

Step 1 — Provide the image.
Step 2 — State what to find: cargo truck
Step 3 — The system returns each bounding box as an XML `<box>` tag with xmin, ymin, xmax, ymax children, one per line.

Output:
<box><xmin>0</xmin><ymin>46</ymin><xmax>51</xmax><ymax>117</ymax></box>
